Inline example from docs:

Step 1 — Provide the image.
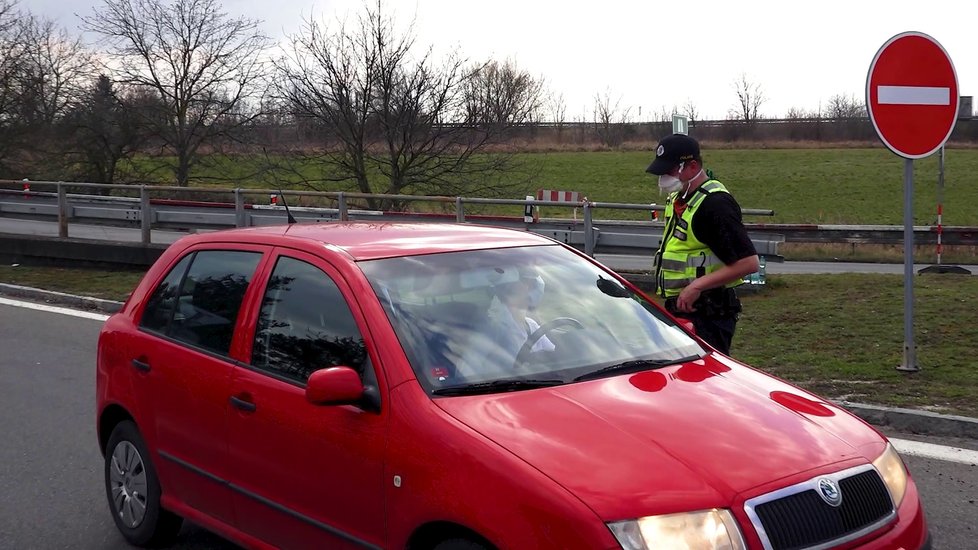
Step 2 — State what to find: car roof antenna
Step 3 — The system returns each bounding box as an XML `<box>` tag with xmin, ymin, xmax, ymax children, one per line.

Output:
<box><xmin>262</xmin><ymin>147</ymin><xmax>297</xmax><ymax>225</ymax></box>
<box><xmin>277</xmin><ymin>186</ymin><xmax>297</xmax><ymax>225</ymax></box>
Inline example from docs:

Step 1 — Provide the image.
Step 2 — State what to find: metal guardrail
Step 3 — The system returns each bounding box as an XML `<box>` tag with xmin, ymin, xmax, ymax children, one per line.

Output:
<box><xmin>0</xmin><ymin>181</ymin><xmax>786</xmax><ymax>260</ymax></box>
<box><xmin>4</xmin><ymin>181</ymin><xmax>977</xmax><ymax>254</ymax></box>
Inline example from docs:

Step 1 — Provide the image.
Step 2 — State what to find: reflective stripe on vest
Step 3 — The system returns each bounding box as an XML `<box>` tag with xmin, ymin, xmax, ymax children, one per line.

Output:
<box><xmin>654</xmin><ymin>180</ymin><xmax>743</xmax><ymax>297</ymax></box>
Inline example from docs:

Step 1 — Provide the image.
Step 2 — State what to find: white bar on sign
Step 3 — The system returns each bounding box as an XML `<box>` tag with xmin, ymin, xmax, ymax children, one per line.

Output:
<box><xmin>877</xmin><ymin>85</ymin><xmax>950</xmax><ymax>105</ymax></box>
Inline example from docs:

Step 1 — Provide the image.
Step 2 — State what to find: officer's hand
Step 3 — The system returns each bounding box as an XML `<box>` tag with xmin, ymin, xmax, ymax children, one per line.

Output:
<box><xmin>677</xmin><ymin>285</ymin><xmax>702</xmax><ymax>313</ymax></box>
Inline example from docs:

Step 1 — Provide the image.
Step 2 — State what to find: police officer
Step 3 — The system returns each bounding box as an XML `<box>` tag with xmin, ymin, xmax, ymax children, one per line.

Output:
<box><xmin>646</xmin><ymin>134</ymin><xmax>760</xmax><ymax>354</ymax></box>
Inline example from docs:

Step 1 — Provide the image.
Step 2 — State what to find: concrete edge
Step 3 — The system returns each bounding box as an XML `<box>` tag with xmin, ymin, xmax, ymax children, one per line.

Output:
<box><xmin>0</xmin><ymin>283</ymin><xmax>124</xmax><ymax>314</ymax></box>
<box><xmin>1</xmin><ymin>283</ymin><xmax>976</xmax><ymax>440</ymax></box>
<box><xmin>837</xmin><ymin>401</ymin><xmax>978</xmax><ymax>440</ymax></box>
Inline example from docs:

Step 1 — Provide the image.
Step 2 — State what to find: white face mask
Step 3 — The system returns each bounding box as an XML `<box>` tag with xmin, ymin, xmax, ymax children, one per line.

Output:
<box><xmin>658</xmin><ymin>174</ymin><xmax>682</xmax><ymax>194</ymax></box>
<box><xmin>657</xmin><ymin>161</ymin><xmax>685</xmax><ymax>194</ymax></box>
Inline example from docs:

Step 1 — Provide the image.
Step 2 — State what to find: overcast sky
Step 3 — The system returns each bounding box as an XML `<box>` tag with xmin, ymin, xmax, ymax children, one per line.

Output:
<box><xmin>25</xmin><ymin>0</ymin><xmax>977</xmax><ymax>121</ymax></box>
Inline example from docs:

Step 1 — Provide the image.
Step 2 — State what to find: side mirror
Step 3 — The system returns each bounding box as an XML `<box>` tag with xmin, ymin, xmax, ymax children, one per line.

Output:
<box><xmin>306</xmin><ymin>366</ymin><xmax>365</xmax><ymax>406</ymax></box>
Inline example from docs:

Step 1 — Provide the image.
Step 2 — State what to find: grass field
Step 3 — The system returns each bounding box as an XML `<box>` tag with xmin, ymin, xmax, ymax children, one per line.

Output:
<box><xmin>736</xmin><ymin>274</ymin><xmax>978</xmax><ymax>417</ymax></box>
<box><xmin>1</xmin><ymin>264</ymin><xmax>975</xmax><ymax>417</ymax></box>
<box><xmin>127</xmin><ymin>147</ymin><xmax>978</xmax><ymax>226</ymax></box>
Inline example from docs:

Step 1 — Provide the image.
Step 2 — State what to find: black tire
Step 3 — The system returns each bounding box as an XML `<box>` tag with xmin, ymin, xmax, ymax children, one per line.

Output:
<box><xmin>104</xmin><ymin>420</ymin><xmax>183</xmax><ymax>547</ymax></box>
<box><xmin>432</xmin><ymin>538</ymin><xmax>492</xmax><ymax>550</ymax></box>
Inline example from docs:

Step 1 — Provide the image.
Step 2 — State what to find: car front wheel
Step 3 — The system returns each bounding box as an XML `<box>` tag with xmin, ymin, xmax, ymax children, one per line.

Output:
<box><xmin>104</xmin><ymin>420</ymin><xmax>183</xmax><ymax>546</ymax></box>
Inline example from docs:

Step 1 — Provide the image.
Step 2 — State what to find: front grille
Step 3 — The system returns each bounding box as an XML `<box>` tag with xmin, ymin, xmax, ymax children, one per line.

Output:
<box><xmin>745</xmin><ymin>465</ymin><xmax>895</xmax><ymax>550</ymax></box>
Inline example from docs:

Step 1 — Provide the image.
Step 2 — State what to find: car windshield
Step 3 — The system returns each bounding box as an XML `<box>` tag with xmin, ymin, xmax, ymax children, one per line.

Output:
<box><xmin>359</xmin><ymin>244</ymin><xmax>703</xmax><ymax>395</ymax></box>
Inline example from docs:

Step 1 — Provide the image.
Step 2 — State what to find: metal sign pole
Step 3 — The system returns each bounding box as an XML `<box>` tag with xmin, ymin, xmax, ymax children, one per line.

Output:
<box><xmin>897</xmin><ymin>158</ymin><xmax>919</xmax><ymax>372</ymax></box>
<box><xmin>937</xmin><ymin>147</ymin><xmax>945</xmax><ymax>265</ymax></box>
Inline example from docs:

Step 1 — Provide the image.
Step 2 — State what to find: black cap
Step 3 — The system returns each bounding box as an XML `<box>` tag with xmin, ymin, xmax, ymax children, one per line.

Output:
<box><xmin>645</xmin><ymin>134</ymin><xmax>700</xmax><ymax>175</ymax></box>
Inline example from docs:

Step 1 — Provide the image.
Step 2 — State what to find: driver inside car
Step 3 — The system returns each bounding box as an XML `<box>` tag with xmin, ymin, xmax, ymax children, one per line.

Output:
<box><xmin>486</xmin><ymin>271</ymin><xmax>555</xmax><ymax>358</ymax></box>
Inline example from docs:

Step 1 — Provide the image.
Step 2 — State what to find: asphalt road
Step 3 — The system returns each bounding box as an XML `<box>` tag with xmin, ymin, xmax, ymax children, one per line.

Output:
<box><xmin>0</xmin><ymin>301</ymin><xmax>975</xmax><ymax>549</ymax></box>
<box><xmin>0</xmin><ymin>303</ymin><xmax>238</xmax><ymax>550</ymax></box>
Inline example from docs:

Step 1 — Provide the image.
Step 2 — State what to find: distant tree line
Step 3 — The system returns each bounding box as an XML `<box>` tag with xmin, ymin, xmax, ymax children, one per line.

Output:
<box><xmin>2</xmin><ymin>0</ymin><xmax>975</xmax><ymax>199</ymax></box>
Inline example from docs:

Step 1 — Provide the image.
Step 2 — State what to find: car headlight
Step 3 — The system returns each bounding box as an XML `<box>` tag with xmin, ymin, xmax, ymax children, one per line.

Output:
<box><xmin>873</xmin><ymin>442</ymin><xmax>908</xmax><ymax>507</ymax></box>
<box><xmin>608</xmin><ymin>508</ymin><xmax>746</xmax><ymax>550</ymax></box>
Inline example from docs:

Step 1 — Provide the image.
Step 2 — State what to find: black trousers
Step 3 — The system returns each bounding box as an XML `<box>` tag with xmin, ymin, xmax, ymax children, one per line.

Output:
<box><xmin>684</xmin><ymin>314</ymin><xmax>737</xmax><ymax>355</ymax></box>
<box><xmin>665</xmin><ymin>288</ymin><xmax>741</xmax><ymax>355</ymax></box>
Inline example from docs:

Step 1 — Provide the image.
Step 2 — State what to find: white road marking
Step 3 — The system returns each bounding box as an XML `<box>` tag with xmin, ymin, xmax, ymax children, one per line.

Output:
<box><xmin>891</xmin><ymin>438</ymin><xmax>978</xmax><ymax>465</ymax></box>
<box><xmin>877</xmin><ymin>85</ymin><xmax>950</xmax><ymax>105</ymax></box>
<box><xmin>0</xmin><ymin>296</ymin><xmax>110</xmax><ymax>321</ymax></box>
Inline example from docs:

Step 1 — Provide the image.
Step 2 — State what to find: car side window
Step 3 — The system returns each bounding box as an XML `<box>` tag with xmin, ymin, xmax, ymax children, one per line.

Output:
<box><xmin>140</xmin><ymin>254</ymin><xmax>193</xmax><ymax>334</ymax></box>
<box><xmin>252</xmin><ymin>256</ymin><xmax>371</xmax><ymax>386</ymax></box>
<box><xmin>141</xmin><ymin>250</ymin><xmax>262</xmax><ymax>356</ymax></box>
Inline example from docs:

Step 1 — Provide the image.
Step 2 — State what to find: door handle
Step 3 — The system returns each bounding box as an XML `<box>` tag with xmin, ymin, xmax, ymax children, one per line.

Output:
<box><xmin>131</xmin><ymin>358</ymin><xmax>151</xmax><ymax>372</ymax></box>
<box><xmin>229</xmin><ymin>395</ymin><xmax>257</xmax><ymax>413</ymax></box>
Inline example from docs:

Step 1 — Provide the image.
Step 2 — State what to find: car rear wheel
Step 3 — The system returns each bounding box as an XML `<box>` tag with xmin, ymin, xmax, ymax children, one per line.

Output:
<box><xmin>104</xmin><ymin>420</ymin><xmax>183</xmax><ymax>546</ymax></box>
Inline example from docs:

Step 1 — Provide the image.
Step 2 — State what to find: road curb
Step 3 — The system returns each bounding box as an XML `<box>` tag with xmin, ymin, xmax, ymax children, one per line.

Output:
<box><xmin>0</xmin><ymin>283</ymin><xmax>124</xmax><ymax>313</ymax></box>
<box><xmin>1</xmin><ymin>283</ymin><xmax>975</xmax><ymax>440</ymax></box>
<box><xmin>838</xmin><ymin>401</ymin><xmax>978</xmax><ymax>440</ymax></box>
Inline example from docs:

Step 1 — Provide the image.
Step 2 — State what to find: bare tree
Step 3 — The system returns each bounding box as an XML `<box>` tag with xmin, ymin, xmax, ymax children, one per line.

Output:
<box><xmin>545</xmin><ymin>91</ymin><xmax>568</xmax><ymax>143</ymax></box>
<box><xmin>463</xmin><ymin>59</ymin><xmax>543</xmax><ymax>128</ymax></box>
<box><xmin>0</xmin><ymin>0</ymin><xmax>30</xmax><ymax>172</ymax></box>
<box><xmin>82</xmin><ymin>0</ymin><xmax>271</xmax><ymax>186</ymax></box>
<box><xmin>682</xmin><ymin>98</ymin><xmax>698</xmax><ymax>125</ymax></box>
<box><xmin>731</xmin><ymin>73</ymin><xmax>765</xmax><ymax>122</ymax></box>
<box><xmin>826</xmin><ymin>93</ymin><xmax>865</xmax><ymax>119</ymax></box>
<box><xmin>273</xmin><ymin>1</ymin><xmax>533</xmax><ymax>208</ymax></box>
<box><xmin>66</xmin><ymin>75</ymin><xmax>150</xmax><ymax>184</ymax></box>
<box><xmin>654</xmin><ymin>105</ymin><xmax>672</xmax><ymax>123</ymax></box>
<box><xmin>17</xmin><ymin>15</ymin><xmax>94</xmax><ymax>126</ymax></box>
<box><xmin>546</xmin><ymin>92</ymin><xmax>566</xmax><ymax>125</ymax></box>
<box><xmin>592</xmin><ymin>88</ymin><xmax>631</xmax><ymax>147</ymax></box>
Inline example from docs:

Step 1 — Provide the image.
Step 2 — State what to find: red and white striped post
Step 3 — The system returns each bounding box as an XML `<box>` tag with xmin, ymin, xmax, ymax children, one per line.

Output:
<box><xmin>919</xmin><ymin>146</ymin><xmax>970</xmax><ymax>275</ymax></box>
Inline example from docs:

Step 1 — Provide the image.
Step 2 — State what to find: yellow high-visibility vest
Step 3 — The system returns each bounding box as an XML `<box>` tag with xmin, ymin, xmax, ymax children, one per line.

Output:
<box><xmin>654</xmin><ymin>180</ymin><xmax>744</xmax><ymax>298</ymax></box>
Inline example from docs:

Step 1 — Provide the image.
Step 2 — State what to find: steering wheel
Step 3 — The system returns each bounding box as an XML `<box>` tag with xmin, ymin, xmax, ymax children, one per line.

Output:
<box><xmin>513</xmin><ymin>317</ymin><xmax>584</xmax><ymax>370</ymax></box>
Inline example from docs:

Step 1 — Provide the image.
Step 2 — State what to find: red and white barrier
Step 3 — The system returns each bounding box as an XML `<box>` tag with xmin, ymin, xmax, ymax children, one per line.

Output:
<box><xmin>536</xmin><ymin>189</ymin><xmax>581</xmax><ymax>203</ymax></box>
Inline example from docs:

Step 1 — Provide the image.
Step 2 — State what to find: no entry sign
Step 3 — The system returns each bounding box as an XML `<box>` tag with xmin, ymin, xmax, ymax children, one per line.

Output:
<box><xmin>866</xmin><ymin>32</ymin><xmax>958</xmax><ymax>159</ymax></box>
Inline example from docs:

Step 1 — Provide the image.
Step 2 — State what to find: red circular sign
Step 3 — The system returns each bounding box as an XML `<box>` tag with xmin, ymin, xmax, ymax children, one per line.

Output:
<box><xmin>866</xmin><ymin>32</ymin><xmax>958</xmax><ymax>159</ymax></box>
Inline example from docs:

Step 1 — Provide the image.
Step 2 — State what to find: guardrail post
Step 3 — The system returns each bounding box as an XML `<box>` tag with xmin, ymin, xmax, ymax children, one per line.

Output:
<box><xmin>338</xmin><ymin>192</ymin><xmax>348</xmax><ymax>221</ymax></box>
<box><xmin>456</xmin><ymin>197</ymin><xmax>465</xmax><ymax>222</ymax></box>
<box><xmin>234</xmin><ymin>188</ymin><xmax>246</xmax><ymax>227</ymax></box>
<box><xmin>583</xmin><ymin>201</ymin><xmax>595</xmax><ymax>257</ymax></box>
<box><xmin>140</xmin><ymin>185</ymin><xmax>151</xmax><ymax>244</ymax></box>
<box><xmin>57</xmin><ymin>183</ymin><xmax>68</xmax><ymax>238</ymax></box>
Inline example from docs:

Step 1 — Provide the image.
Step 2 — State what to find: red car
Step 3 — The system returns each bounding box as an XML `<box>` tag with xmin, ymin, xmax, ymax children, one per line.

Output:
<box><xmin>96</xmin><ymin>222</ymin><xmax>930</xmax><ymax>550</ymax></box>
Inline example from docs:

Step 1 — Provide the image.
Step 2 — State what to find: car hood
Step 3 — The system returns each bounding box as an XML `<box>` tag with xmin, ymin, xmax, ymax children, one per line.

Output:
<box><xmin>435</xmin><ymin>355</ymin><xmax>886</xmax><ymax>520</ymax></box>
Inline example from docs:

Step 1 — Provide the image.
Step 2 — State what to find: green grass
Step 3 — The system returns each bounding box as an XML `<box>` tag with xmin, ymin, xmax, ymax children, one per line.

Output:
<box><xmin>120</xmin><ymin>148</ymin><xmax>978</xmax><ymax>226</ymax></box>
<box><xmin>525</xmin><ymin>148</ymin><xmax>978</xmax><ymax>225</ymax></box>
<box><xmin>2</xmin><ymin>265</ymin><xmax>975</xmax><ymax>417</ymax></box>
<box><xmin>0</xmin><ymin>265</ymin><xmax>143</xmax><ymax>302</ymax></box>
<box><xmin>736</xmin><ymin>273</ymin><xmax>978</xmax><ymax>416</ymax></box>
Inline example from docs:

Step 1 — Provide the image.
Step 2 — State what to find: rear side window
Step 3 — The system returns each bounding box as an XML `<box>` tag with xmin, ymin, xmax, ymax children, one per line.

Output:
<box><xmin>140</xmin><ymin>250</ymin><xmax>262</xmax><ymax>356</ymax></box>
<box><xmin>252</xmin><ymin>256</ymin><xmax>369</xmax><ymax>385</ymax></box>
<box><xmin>140</xmin><ymin>254</ymin><xmax>192</xmax><ymax>333</ymax></box>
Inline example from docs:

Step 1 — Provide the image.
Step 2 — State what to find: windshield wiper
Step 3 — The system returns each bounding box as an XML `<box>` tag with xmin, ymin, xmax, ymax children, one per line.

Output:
<box><xmin>432</xmin><ymin>379</ymin><xmax>565</xmax><ymax>396</ymax></box>
<box><xmin>573</xmin><ymin>356</ymin><xmax>701</xmax><ymax>382</ymax></box>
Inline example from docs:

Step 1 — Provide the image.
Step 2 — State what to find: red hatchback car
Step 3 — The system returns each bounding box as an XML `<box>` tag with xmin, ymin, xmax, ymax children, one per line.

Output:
<box><xmin>96</xmin><ymin>222</ymin><xmax>930</xmax><ymax>550</ymax></box>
